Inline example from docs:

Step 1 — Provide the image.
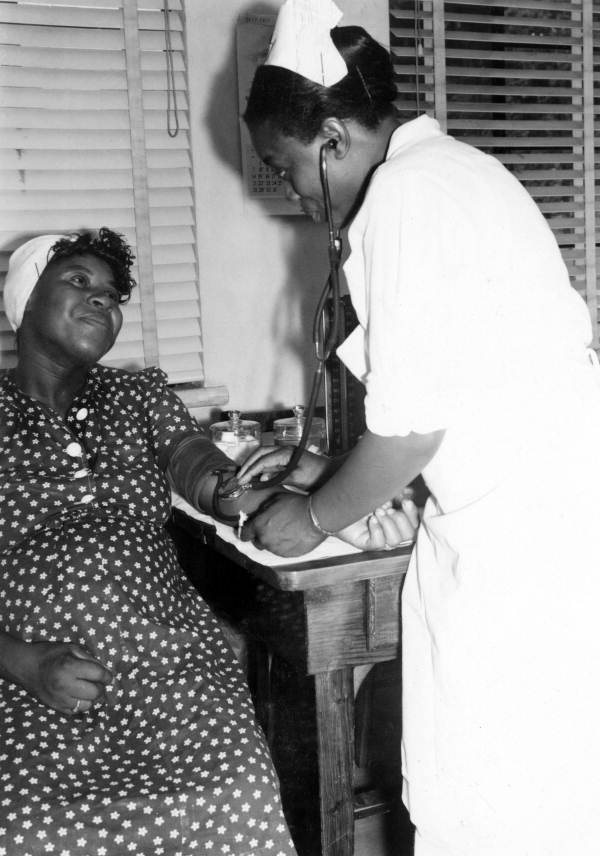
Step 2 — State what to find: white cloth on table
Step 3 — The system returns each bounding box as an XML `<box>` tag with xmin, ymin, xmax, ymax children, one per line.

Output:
<box><xmin>339</xmin><ymin>114</ymin><xmax>600</xmax><ymax>855</ymax></box>
<box><xmin>171</xmin><ymin>492</ymin><xmax>363</xmax><ymax>567</ymax></box>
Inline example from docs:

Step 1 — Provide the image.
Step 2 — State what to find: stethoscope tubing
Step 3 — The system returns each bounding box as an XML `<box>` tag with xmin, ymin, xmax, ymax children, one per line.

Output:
<box><xmin>211</xmin><ymin>142</ymin><xmax>343</xmax><ymax>523</ymax></box>
<box><xmin>250</xmin><ymin>141</ymin><xmax>342</xmax><ymax>489</ymax></box>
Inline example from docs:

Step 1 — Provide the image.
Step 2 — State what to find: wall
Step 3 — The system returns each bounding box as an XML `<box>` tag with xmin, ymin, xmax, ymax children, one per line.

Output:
<box><xmin>185</xmin><ymin>0</ymin><xmax>388</xmax><ymax>422</ymax></box>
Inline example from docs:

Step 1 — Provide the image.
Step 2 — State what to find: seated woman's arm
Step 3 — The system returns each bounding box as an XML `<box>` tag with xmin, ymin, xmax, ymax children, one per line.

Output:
<box><xmin>0</xmin><ymin>630</ymin><xmax>112</xmax><ymax>715</ymax></box>
<box><xmin>151</xmin><ymin>375</ymin><xmax>344</xmax><ymax>522</ymax></box>
<box><xmin>165</xmin><ymin>432</ymin><xmax>298</xmax><ymax>520</ymax></box>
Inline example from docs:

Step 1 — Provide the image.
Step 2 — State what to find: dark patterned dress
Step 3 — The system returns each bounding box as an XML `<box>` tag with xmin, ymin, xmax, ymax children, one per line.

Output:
<box><xmin>0</xmin><ymin>366</ymin><xmax>296</xmax><ymax>856</ymax></box>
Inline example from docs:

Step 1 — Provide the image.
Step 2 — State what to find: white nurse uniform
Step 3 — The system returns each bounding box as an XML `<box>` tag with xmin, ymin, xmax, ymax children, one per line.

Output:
<box><xmin>338</xmin><ymin>115</ymin><xmax>600</xmax><ymax>855</ymax></box>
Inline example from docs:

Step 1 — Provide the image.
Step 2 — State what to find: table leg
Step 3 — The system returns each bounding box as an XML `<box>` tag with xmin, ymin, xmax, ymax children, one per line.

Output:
<box><xmin>314</xmin><ymin>667</ymin><xmax>355</xmax><ymax>856</ymax></box>
<box><xmin>247</xmin><ymin>639</ymin><xmax>275</xmax><ymax>747</ymax></box>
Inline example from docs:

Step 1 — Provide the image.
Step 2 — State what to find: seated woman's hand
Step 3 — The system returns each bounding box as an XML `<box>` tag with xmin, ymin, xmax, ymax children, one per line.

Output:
<box><xmin>336</xmin><ymin>501</ymin><xmax>417</xmax><ymax>552</ymax></box>
<box><xmin>18</xmin><ymin>641</ymin><xmax>113</xmax><ymax>716</ymax></box>
<box><xmin>236</xmin><ymin>445</ymin><xmax>330</xmax><ymax>491</ymax></box>
<box><xmin>240</xmin><ymin>492</ymin><xmax>325</xmax><ymax>557</ymax></box>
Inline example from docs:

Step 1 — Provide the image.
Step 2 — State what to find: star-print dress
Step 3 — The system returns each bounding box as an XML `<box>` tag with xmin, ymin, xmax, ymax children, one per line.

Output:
<box><xmin>0</xmin><ymin>365</ymin><xmax>296</xmax><ymax>856</ymax></box>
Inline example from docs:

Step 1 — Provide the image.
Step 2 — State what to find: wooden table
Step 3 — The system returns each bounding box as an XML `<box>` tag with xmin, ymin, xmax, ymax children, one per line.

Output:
<box><xmin>170</xmin><ymin>507</ymin><xmax>412</xmax><ymax>856</ymax></box>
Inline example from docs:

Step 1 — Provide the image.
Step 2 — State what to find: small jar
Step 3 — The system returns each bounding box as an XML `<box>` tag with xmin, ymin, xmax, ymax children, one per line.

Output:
<box><xmin>209</xmin><ymin>410</ymin><xmax>261</xmax><ymax>465</ymax></box>
<box><xmin>273</xmin><ymin>405</ymin><xmax>326</xmax><ymax>454</ymax></box>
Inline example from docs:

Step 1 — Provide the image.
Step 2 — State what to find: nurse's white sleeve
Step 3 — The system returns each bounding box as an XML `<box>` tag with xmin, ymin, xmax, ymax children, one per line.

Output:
<box><xmin>354</xmin><ymin>168</ymin><xmax>498</xmax><ymax>437</ymax></box>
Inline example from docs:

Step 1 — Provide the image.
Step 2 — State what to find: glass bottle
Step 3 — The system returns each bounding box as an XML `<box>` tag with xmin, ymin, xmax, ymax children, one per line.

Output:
<box><xmin>273</xmin><ymin>405</ymin><xmax>326</xmax><ymax>454</ymax></box>
<box><xmin>209</xmin><ymin>410</ymin><xmax>261</xmax><ymax>465</ymax></box>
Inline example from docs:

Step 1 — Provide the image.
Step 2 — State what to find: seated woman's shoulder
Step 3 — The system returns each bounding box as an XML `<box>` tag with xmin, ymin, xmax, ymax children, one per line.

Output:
<box><xmin>94</xmin><ymin>364</ymin><xmax>168</xmax><ymax>388</ymax></box>
<box><xmin>92</xmin><ymin>365</ymin><xmax>170</xmax><ymax>408</ymax></box>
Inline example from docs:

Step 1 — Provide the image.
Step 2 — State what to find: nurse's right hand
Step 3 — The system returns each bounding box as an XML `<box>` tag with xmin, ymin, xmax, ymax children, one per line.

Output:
<box><xmin>237</xmin><ymin>445</ymin><xmax>331</xmax><ymax>491</ymax></box>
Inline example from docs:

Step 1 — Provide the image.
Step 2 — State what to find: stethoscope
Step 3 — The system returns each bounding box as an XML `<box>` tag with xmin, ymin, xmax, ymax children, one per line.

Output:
<box><xmin>211</xmin><ymin>139</ymin><xmax>343</xmax><ymax>523</ymax></box>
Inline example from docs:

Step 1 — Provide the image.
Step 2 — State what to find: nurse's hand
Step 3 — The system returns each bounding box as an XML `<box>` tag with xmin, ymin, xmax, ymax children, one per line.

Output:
<box><xmin>240</xmin><ymin>493</ymin><xmax>325</xmax><ymax>557</ymax></box>
<box><xmin>336</xmin><ymin>502</ymin><xmax>416</xmax><ymax>552</ymax></box>
<box><xmin>237</xmin><ymin>446</ymin><xmax>331</xmax><ymax>491</ymax></box>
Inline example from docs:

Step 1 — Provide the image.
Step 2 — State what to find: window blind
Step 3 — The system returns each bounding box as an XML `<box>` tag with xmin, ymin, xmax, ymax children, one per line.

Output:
<box><xmin>0</xmin><ymin>0</ymin><xmax>204</xmax><ymax>384</ymax></box>
<box><xmin>390</xmin><ymin>0</ymin><xmax>599</xmax><ymax>346</ymax></box>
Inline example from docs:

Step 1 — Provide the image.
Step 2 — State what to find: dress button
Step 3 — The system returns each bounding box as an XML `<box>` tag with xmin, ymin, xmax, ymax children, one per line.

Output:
<box><xmin>80</xmin><ymin>494</ymin><xmax>94</xmax><ymax>504</ymax></box>
<box><xmin>76</xmin><ymin>407</ymin><xmax>88</xmax><ymax>421</ymax></box>
<box><xmin>66</xmin><ymin>442</ymin><xmax>83</xmax><ymax>457</ymax></box>
<box><xmin>73</xmin><ymin>468</ymin><xmax>89</xmax><ymax>479</ymax></box>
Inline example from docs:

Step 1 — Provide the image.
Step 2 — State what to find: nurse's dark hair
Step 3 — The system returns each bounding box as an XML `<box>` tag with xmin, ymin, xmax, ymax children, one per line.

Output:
<box><xmin>47</xmin><ymin>228</ymin><xmax>136</xmax><ymax>303</ymax></box>
<box><xmin>243</xmin><ymin>26</ymin><xmax>397</xmax><ymax>142</ymax></box>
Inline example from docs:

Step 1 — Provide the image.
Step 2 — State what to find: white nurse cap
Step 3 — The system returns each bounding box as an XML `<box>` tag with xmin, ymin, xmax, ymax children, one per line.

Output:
<box><xmin>3</xmin><ymin>234</ymin><xmax>66</xmax><ymax>331</ymax></box>
<box><xmin>264</xmin><ymin>0</ymin><xmax>348</xmax><ymax>87</ymax></box>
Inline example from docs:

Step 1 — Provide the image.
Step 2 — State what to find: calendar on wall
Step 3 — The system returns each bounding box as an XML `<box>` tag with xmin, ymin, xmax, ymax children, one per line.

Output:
<box><xmin>236</xmin><ymin>12</ymin><xmax>302</xmax><ymax>216</ymax></box>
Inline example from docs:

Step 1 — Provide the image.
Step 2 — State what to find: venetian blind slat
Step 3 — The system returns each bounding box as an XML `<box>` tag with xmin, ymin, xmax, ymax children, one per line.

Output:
<box><xmin>22</xmin><ymin>0</ymin><xmax>182</xmax><ymax>9</ymax></box>
<box><xmin>1</xmin><ymin>23</ymin><xmax>183</xmax><ymax>52</ymax></box>
<box><xmin>0</xmin><ymin>45</ymin><xmax>184</xmax><ymax>71</ymax></box>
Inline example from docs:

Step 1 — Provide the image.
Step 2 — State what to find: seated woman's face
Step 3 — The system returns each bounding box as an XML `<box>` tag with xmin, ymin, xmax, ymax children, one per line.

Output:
<box><xmin>22</xmin><ymin>253</ymin><xmax>123</xmax><ymax>366</ymax></box>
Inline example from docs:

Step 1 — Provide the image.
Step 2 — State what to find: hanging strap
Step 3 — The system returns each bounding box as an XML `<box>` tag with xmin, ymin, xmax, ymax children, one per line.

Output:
<box><xmin>123</xmin><ymin>0</ymin><xmax>160</xmax><ymax>368</ymax></box>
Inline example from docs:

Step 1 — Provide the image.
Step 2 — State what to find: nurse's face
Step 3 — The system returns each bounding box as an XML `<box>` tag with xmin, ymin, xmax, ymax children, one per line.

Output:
<box><xmin>250</xmin><ymin>121</ymin><xmax>363</xmax><ymax>226</ymax></box>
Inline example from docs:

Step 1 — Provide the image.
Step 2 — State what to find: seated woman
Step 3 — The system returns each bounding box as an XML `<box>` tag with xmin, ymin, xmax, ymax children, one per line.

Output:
<box><xmin>0</xmin><ymin>229</ymin><xmax>297</xmax><ymax>856</ymax></box>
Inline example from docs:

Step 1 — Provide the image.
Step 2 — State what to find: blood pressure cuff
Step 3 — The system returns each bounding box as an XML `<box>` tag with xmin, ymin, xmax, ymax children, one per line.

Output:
<box><xmin>164</xmin><ymin>433</ymin><xmax>235</xmax><ymax>510</ymax></box>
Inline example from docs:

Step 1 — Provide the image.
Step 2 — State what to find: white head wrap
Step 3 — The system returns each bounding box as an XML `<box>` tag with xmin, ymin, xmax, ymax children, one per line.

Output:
<box><xmin>3</xmin><ymin>234</ymin><xmax>66</xmax><ymax>331</ymax></box>
<box><xmin>265</xmin><ymin>0</ymin><xmax>347</xmax><ymax>86</ymax></box>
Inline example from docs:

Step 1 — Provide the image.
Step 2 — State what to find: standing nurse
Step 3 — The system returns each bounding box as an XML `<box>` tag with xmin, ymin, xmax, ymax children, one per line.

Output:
<box><xmin>239</xmin><ymin>1</ymin><xmax>600</xmax><ymax>854</ymax></box>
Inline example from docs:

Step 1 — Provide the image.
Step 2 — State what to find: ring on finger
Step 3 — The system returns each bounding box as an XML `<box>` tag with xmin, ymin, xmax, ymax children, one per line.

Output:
<box><xmin>72</xmin><ymin>698</ymin><xmax>82</xmax><ymax>714</ymax></box>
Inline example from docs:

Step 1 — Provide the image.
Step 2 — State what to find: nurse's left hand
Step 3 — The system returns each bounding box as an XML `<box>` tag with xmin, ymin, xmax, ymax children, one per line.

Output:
<box><xmin>240</xmin><ymin>493</ymin><xmax>325</xmax><ymax>557</ymax></box>
<box><xmin>336</xmin><ymin>502</ymin><xmax>416</xmax><ymax>551</ymax></box>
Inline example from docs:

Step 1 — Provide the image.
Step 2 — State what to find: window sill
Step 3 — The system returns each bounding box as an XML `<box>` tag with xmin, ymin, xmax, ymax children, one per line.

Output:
<box><xmin>171</xmin><ymin>384</ymin><xmax>229</xmax><ymax>409</ymax></box>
